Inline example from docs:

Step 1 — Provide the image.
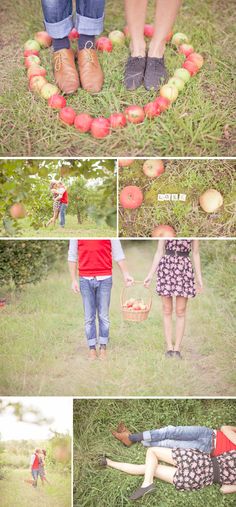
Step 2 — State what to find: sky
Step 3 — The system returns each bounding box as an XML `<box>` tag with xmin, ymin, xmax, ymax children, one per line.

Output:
<box><xmin>0</xmin><ymin>397</ymin><xmax>73</xmax><ymax>441</ymax></box>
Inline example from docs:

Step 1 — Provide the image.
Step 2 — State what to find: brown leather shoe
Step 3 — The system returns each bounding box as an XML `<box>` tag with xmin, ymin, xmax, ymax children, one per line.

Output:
<box><xmin>88</xmin><ymin>349</ymin><xmax>97</xmax><ymax>361</ymax></box>
<box><xmin>116</xmin><ymin>422</ymin><xmax>130</xmax><ymax>433</ymax></box>
<box><xmin>53</xmin><ymin>48</ymin><xmax>80</xmax><ymax>94</ymax></box>
<box><xmin>99</xmin><ymin>347</ymin><xmax>107</xmax><ymax>360</ymax></box>
<box><xmin>112</xmin><ymin>430</ymin><xmax>133</xmax><ymax>447</ymax></box>
<box><xmin>78</xmin><ymin>47</ymin><xmax>104</xmax><ymax>93</ymax></box>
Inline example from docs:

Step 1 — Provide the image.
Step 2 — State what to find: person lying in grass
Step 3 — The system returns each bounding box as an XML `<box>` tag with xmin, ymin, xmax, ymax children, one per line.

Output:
<box><xmin>40</xmin><ymin>0</ymin><xmax>105</xmax><ymax>94</ymax></box>
<box><xmin>99</xmin><ymin>447</ymin><xmax>236</xmax><ymax>501</ymax></box>
<box><xmin>112</xmin><ymin>423</ymin><xmax>236</xmax><ymax>456</ymax></box>
<box><xmin>124</xmin><ymin>0</ymin><xmax>181</xmax><ymax>90</ymax></box>
<box><xmin>68</xmin><ymin>239</ymin><xmax>134</xmax><ymax>360</ymax></box>
<box><xmin>144</xmin><ymin>239</ymin><xmax>203</xmax><ymax>358</ymax></box>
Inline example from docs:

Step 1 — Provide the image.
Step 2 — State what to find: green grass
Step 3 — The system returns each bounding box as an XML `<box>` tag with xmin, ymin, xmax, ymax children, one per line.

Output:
<box><xmin>1</xmin><ymin>240</ymin><xmax>235</xmax><ymax>396</ymax></box>
<box><xmin>1</xmin><ymin>468</ymin><xmax>71</xmax><ymax>507</ymax></box>
<box><xmin>119</xmin><ymin>159</ymin><xmax>236</xmax><ymax>237</ymax></box>
<box><xmin>73</xmin><ymin>399</ymin><xmax>236</xmax><ymax>507</ymax></box>
<box><xmin>0</xmin><ymin>0</ymin><xmax>235</xmax><ymax>156</ymax></box>
<box><xmin>1</xmin><ymin>214</ymin><xmax>116</xmax><ymax>238</ymax></box>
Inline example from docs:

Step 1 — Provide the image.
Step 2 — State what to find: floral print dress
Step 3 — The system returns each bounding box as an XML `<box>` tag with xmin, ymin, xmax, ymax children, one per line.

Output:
<box><xmin>157</xmin><ymin>240</ymin><xmax>196</xmax><ymax>298</ymax></box>
<box><xmin>172</xmin><ymin>449</ymin><xmax>236</xmax><ymax>491</ymax></box>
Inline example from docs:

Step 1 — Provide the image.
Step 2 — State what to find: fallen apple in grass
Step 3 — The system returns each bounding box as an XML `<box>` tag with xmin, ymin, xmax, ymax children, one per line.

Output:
<box><xmin>143</xmin><ymin>159</ymin><xmax>165</xmax><ymax>178</ymax></box>
<box><xmin>174</xmin><ymin>67</ymin><xmax>191</xmax><ymax>83</ymax></box>
<box><xmin>154</xmin><ymin>96</ymin><xmax>171</xmax><ymax>112</ymax></box>
<box><xmin>74</xmin><ymin>113</ymin><xmax>93</xmax><ymax>132</ymax></box>
<box><xmin>118</xmin><ymin>159</ymin><xmax>134</xmax><ymax>167</ymax></box>
<box><xmin>171</xmin><ymin>32</ymin><xmax>189</xmax><ymax>47</ymax></box>
<box><xmin>125</xmin><ymin>105</ymin><xmax>145</xmax><ymax>124</ymax></box>
<box><xmin>109</xmin><ymin>112</ymin><xmax>127</xmax><ymax>128</ymax></box>
<box><xmin>68</xmin><ymin>28</ymin><xmax>79</xmax><ymax>40</ymax></box>
<box><xmin>187</xmin><ymin>52</ymin><xmax>204</xmax><ymax>69</ymax></box>
<box><xmin>144</xmin><ymin>101</ymin><xmax>161</xmax><ymax>118</ymax></box>
<box><xmin>29</xmin><ymin>76</ymin><xmax>47</xmax><ymax>93</ymax></box>
<box><xmin>34</xmin><ymin>31</ymin><xmax>52</xmax><ymax>48</ymax></box>
<box><xmin>90</xmin><ymin>117</ymin><xmax>111</xmax><ymax>138</ymax></box>
<box><xmin>24</xmin><ymin>39</ymin><xmax>41</xmax><ymax>52</ymax></box>
<box><xmin>40</xmin><ymin>83</ymin><xmax>59</xmax><ymax>99</ymax></box>
<box><xmin>182</xmin><ymin>60</ymin><xmax>199</xmax><ymax>76</ymax></box>
<box><xmin>144</xmin><ymin>24</ymin><xmax>154</xmax><ymax>37</ymax></box>
<box><xmin>168</xmin><ymin>76</ymin><xmax>185</xmax><ymax>91</ymax></box>
<box><xmin>160</xmin><ymin>84</ymin><xmax>178</xmax><ymax>103</ymax></box>
<box><xmin>151</xmin><ymin>225</ymin><xmax>176</xmax><ymax>238</ymax></box>
<box><xmin>25</xmin><ymin>55</ymin><xmax>40</xmax><ymax>68</ymax></box>
<box><xmin>108</xmin><ymin>30</ymin><xmax>125</xmax><ymax>45</ymax></box>
<box><xmin>48</xmin><ymin>94</ymin><xmax>67</xmax><ymax>109</ymax></box>
<box><xmin>24</xmin><ymin>49</ymin><xmax>40</xmax><ymax>57</ymax></box>
<box><xmin>59</xmin><ymin>107</ymin><xmax>77</xmax><ymax>126</ymax></box>
<box><xmin>199</xmin><ymin>189</ymin><xmax>223</xmax><ymax>213</ymax></box>
<box><xmin>120</xmin><ymin>186</ymin><xmax>143</xmax><ymax>209</ymax></box>
<box><xmin>10</xmin><ymin>203</ymin><xmax>26</xmax><ymax>219</ymax></box>
<box><xmin>27</xmin><ymin>65</ymin><xmax>46</xmax><ymax>80</ymax></box>
<box><xmin>178</xmin><ymin>43</ymin><xmax>194</xmax><ymax>57</ymax></box>
<box><xmin>96</xmin><ymin>36</ymin><xmax>113</xmax><ymax>52</ymax></box>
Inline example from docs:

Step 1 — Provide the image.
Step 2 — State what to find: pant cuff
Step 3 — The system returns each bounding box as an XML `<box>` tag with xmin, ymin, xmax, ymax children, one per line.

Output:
<box><xmin>143</xmin><ymin>430</ymin><xmax>152</xmax><ymax>441</ymax></box>
<box><xmin>44</xmin><ymin>15</ymin><xmax>73</xmax><ymax>38</ymax></box>
<box><xmin>76</xmin><ymin>13</ymin><xmax>104</xmax><ymax>35</ymax></box>
<box><xmin>99</xmin><ymin>336</ymin><xmax>109</xmax><ymax>345</ymax></box>
<box><xmin>87</xmin><ymin>338</ymin><xmax>97</xmax><ymax>347</ymax></box>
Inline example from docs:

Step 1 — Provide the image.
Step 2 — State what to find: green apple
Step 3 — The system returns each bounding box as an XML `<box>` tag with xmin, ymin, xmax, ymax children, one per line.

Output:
<box><xmin>168</xmin><ymin>77</ymin><xmax>185</xmax><ymax>91</ymax></box>
<box><xmin>174</xmin><ymin>68</ymin><xmax>191</xmax><ymax>83</ymax></box>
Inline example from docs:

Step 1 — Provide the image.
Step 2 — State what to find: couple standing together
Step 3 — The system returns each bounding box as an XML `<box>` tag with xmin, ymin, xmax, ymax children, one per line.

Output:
<box><xmin>46</xmin><ymin>180</ymin><xmax>68</xmax><ymax>228</ymax></box>
<box><xmin>68</xmin><ymin>239</ymin><xmax>203</xmax><ymax>360</ymax></box>
<box><xmin>41</xmin><ymin>0</ymin><xmax>181</xmax><ymax>94</ymax></box>
<box><xmin>28</xmin><ymin>448</ymin><xmax>49</xmax><ymax>488</ymax></box>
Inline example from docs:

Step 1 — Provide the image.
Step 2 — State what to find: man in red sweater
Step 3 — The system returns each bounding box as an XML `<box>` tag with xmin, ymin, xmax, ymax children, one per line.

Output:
<box><xmin>30</xmin><ymin>448</ymin><xmax>40</xmax><ymax>487</ymax></box>
<box><xmin>59</xmin><ymin>185</ymin><xmax>69</xmax><ymax>228</ymax></box>
<box><xmin>68</xmin><ymin>239</ymin><xmax>134</xmax><ymax>360</ymax></box>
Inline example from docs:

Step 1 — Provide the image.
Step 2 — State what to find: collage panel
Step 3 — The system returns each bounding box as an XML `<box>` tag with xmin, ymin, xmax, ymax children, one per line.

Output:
<box><xmin>1</xmin><ymin>238</ymin><xmax>235</xmax><ymax>397</ymax></box>
<box><xmin>73</xmin><ymin>398</ymin><xmax>236</xmax><ymax>507</ymax></box>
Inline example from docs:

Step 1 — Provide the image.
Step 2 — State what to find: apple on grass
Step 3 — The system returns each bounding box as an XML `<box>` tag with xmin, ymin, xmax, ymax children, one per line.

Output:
<box><xmin>48</xmin><ymin>94</ymin><xmax>67</xmax><ymax>109</ymax></box>
<box><xmin>108</xmin><ymin>30</ymin><xmax>125</xmax><ymax>45</ymax></box>
<box><xmin>118</xmin><ymin>159</ymin><xmax>134</xmax><ymax>167</ymax></box>
<box><xmin>168</xmin><ymin>76</ymin><xmax>185</xmax><ymax>91</ymax></box>
<box><xmin>143</xmin><ymin>159</ymin><xmax>165</xmax><ymax>178</ymax></box>
<box><xmin>171</xmin><ymin>32</ymin><xmax>189</xmax><ymax>47</ymax></box>
<box><xmin>25</xmin><ymin>55</ymin><xmax>40</xmax><ymax>68</ymax></box>
<box><xmin>109</xmin><ymin>113</ymin><xmax>126</xmax><ymax>128</ymax></box>
<box><xmin>199</xmin><ymin>189</ymin><xmax>223</xmax><ymax>213</ymax></box>
<box><xmin>154</xmin><ymin>96</ymin><xmax>171</xmax><ymax>112</ymax></box>
<box><xmin>144</xmin><ymin>24</ymin><xmax>154</xmax><ymax>37</ymax></box>
<box><xmin>34</xmin><ymin>31</ymin><xmax>52</xmax><ymax>48</ymax></box>
<box><xmin>27</xmin><ymin>65</ymin><xmax>46</xmax><ymax>80</ymax></box>
<box><xmin>24</xmin><ymin>49</ymin><xmax>40</xmax><ymax>57</ymax></box>
<box><xmin>178</xmin><ymin>44</ymin><xmax>194</xmax><ymax>57</ymax></box>
<box><xmin>10</xmin><ymin>203</ymin><xmax>26</xmax><ymax>219</ymax></box>
<box><xmin>120</xmin><ymin>186</ymin><xmax>143</xmax><ymax>209</ymax></box>
<box><xmin>74</xmin><ymin>113</ymin><xmax>93</xmax><ymax>132</ymax></box>
<box><xmin>124</xmin><ymin>105</ymin><xmax>145</xmax><ymax>124</ymax></box>
<box><xmin>90</xmin><ymin>117</ymin><xmax>110</xmax><ymax>138</ymax></box>
<box><xmin>29</xmin><ymin>76</ymin><xmax>47</xmax><ymax>93</ymax></box>
<box><xmin>40</xmin><ymin>83</ymin><xmax>59</xmax><ymax>99</ymax></box>
<box><xmin>59</xmin><ymin>107</ymin><xmax>77</xmax><ymax>126</ymax></box>
<box><xmin>69</xmin><ymin>28</ymin><xmax>79</xmax><ymax>40</ymax></box>
<box><xmin>187</xmin><ymin>52</ymin><xmax>204</xmax><ymax>69</ymax></box>
<box><xmin>151</xmin><ymin>225</ymin><xmax>176</xmax><ymax>238</ymax></box>
<box><xmin>144</xmin><ymin>101</ymin><xmax>161</xmax><ymax>118</ymax></box>
<box><xmin>160</xmin><ymin>84</ymin><xmax>178</xmax><ymax>103</ymax></box>
<box><xmin>182</xmin><ymin>60</ymin><xmax>199</xmax><ymax>76</ymax></box>
<box><xmin>24</xmin><ymin>39</ymin><xmax>41</xmax><ymax>52</ymax></box>
<box><xmin>96</xmin><ymin>37</ymin><xmax>113</xmax><ymax>52</ymax></box>
<box><xmin>174</xmin><ymin>68</ymin><xmax>191</xmax><ymax>83</ymax></box>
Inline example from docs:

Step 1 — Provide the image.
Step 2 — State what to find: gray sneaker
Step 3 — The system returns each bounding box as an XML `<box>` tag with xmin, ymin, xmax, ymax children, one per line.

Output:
<box><xmin>124</xmin><ymin>56</ymin><xmax>146</xmax><ymax>90</ymax></box>
<box><xmin>144</xmin><ymin>56</ymin><xmax>168</xmax><ymax>91</ymax></box>
<box><xmin>129</xmin><ymin>483</ymin><xmax>156</xmax><ymax>501</ymax></box>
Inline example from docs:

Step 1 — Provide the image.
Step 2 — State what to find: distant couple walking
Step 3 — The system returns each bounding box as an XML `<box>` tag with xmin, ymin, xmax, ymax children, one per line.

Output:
<box><xmin>41</xmin><ymin>1</ymin><xmax>181</xmax><ymax>94</ymax></box>
<box><xmin>46</xmin><ymin>180</ymin><xmax>68</xmax><ymax>228</ymax></box>
<box><xmin>26</xmin><ymin>448</ymin><xmax>49</xmax><ymax>488</ymax></box>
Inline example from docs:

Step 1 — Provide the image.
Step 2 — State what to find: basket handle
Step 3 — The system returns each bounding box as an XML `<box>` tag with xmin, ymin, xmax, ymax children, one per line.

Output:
<box><xmin>120</xmin><ymin>280</ymin><xmax>153</xmax><ymax>310</ymax></box>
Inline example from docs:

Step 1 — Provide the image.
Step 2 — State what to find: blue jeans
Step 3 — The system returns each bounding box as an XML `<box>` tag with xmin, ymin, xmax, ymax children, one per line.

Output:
<box><xmin>31</xmin><ymin>468</ymin><xmax>40</xmax><ymax>487</ymax></box>
<box><xmin>59</xmin><ymin>203</ymin><xmax>68</xmax><ymax>227</ymax></box>
<box><xmin>141</xmin><ymin>425</ymin><xmax>214</xmax><ymax>453</ymax></box>
<box><xmin>41</xmin><ymin>0</ymin><xmax>105</xmax><ymax>38</ymax></box>
<box><xmin>79</xmin><ymin>277</ymin><xmax>112</xmax><ymax>347</ymax></box>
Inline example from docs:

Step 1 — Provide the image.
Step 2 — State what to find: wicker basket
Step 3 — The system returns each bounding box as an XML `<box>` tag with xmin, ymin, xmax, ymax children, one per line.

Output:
<box><xmin>120</xmin><ymin>281</ymin><xmax>152</xmax><ymax>322</ymax></box>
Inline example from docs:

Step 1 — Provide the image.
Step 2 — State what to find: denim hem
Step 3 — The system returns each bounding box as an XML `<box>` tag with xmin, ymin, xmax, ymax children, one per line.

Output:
<box><xmin>75</xmin><ymin>13</ymin><xmax>104</xmax><ymax>35</ymax></box>
<box><xmin>44</xmin><ymin>15</ymin><xmax>74</xmax><ymax>38</ymax></box>
<box><xmin>99</xmin><ymin>335</ymin><xmax>109</xmax><ymax>345</ymax></box>
<box><xmin>87</xmin><ymin>338</ymin><xmax>97</xmax><ymax>347</ymax></box>
<box><xmin>143</xmin><ymin>430</ymin><xmax>151</xmax><ymax>441</ymax></box>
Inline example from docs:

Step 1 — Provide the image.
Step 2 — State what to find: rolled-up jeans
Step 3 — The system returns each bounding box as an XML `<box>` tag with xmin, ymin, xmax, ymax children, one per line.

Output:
<box><xmin>59</xmin><ymin>203</ymin><xmax>68</xmax><ymax>227</ymax></box>
<box><xmin>141</xmin><ymin>425</ymin><xmax>214</xmax><ymax>453</ymax></box>
<box><xmin>31</xmin><ymin>468</ymin><xmax>40</xmax><ymax>487</ymax></box>
<box><xmin>79</xmin><ymin>276</ymin><xmax>112</xmax><ymax>347</ymax></box>
<box><xmin>41</xmin><ymin>0</ymin><xmax>105</xmax><ymax>38</ymax></box>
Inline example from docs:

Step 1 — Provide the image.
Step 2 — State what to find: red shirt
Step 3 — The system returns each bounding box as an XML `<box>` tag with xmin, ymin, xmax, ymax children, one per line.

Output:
<box><xmin>61</xmin><ymin>190</ymin><xmax>68</xmax><ymax>204</ymax></box>
<box><xmin>78</xmin><ymin>240</ymin><xmax>112</xmax><ymax>277</ymax></box>
<box><xmin>32</xmin><ymin>454</ymin><xmax>39</xmax><ymax>469</ymax></box>
<box><xmin>212</xmin><ymin>430</ymin><xmax>236</xmax><ymax>456</ymax></box>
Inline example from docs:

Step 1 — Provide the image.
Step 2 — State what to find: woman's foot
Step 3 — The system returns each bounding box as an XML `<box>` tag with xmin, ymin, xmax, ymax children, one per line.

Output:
<box><xmin>144</xmin><ymin>57</ymin><xmax>168</xmax><ymax>91</ymax></box>
<box><xmin>129</xmin><ymin>483</ymin><xmax>156</xmax><ymax>501</ymax></box>
<box><xmin>124</xmin><ymin>56</ymin><xmax>146</xmax><ymax>90</ymax></box>
<box><xmin>165</xmin><ymin>350</ymin><xmax>173</xmax><ymax>358</ymax></box>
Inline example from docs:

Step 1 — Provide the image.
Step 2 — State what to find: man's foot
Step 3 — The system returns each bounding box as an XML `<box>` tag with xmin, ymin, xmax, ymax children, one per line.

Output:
<box><xmin>116</xmin><ymin>422</ymin><xmax>130</xmax><ymax>433</ymax></box>
<box><xmin>99</xmin><ymin>347</ymin><xmax>107</xmax><ymax>360</ymax></box>
<box><xmin>112</xmin><ymin>430</ymin><xmax>133</xmax><ymax>447</ymax></box>
<box><xmin>124</xmin><ymin>56</ymin><xmax>146</xmax><ymax>90</ymax></box>
<box><xmin>144</xmin><ymin>56</ymin><xmax>168</xmax><ymax>91</ymax></box>
<box><xmin>165</xmin><ymin>350</ymin><xmax>174</xmax><ymax>358</ymax></box>
<box><xmin>173</xmin><ymin>351</ymin><xmax>182</xmax><ymax>359</ymax></box>
<box><xmin>129</xmin><ymin>483</ymin><xmax>156</xmax><ymax>501</ymax></box>
<box><xmin>88</xmin><ymin>348</ymin><xmax>97</xmax><ymax>361</ymax></box>
<box><xmin>77</xmin><ymin>46</ymin><xmax>104</xmax><ymax>93</ymax></box>
<box><xmin>53</xmin><ymin>48</ymin><xmax>80</xmax><ymax>94</ymax></box>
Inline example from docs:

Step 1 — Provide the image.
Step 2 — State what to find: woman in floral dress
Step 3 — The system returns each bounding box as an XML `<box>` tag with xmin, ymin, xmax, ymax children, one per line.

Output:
<box><xmin>144</xmin><ymin>240</ymin><xmax>203</xmax><ymax>358</ymax></box>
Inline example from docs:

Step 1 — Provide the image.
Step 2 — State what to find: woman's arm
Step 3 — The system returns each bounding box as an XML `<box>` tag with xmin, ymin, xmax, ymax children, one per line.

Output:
<box><xmin>192</xmin><ymin>240</ymin><xmax>203</xmax><ymax>292</ymax></box>
<box><xmin>220</xmin><ymin>484</ymin><xmax>236</xmax><ymax>494</ymax></box>
<box><xmin>220</xmin><ymin>426</ymin><xmax>236</xmax><ymax>445</ymax></box>
<box><xmin>144</xmin><ymin>240</ymin><xmax>165</xmax><ymax>287</ymax></box>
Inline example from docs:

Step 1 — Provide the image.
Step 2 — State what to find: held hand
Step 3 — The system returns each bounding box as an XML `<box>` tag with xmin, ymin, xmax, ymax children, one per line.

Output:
<box><xmin>124</xmin><ymin>274</ymin><xmax>134</xmax><ymax>286</ymax></box>
<box><xmin>196</xmin><ymin>281</ymin><xmax>203</xmax><ymax>293</ymax></box>
<box><xmin>144</xmin><ymin>276</ymin><xmax>152</xmax><ymax>288</ymax></box>
<box><xmin>71</xmin><ymin>280</ymin><xmax>80</xmax><ymax>294</ymax></box>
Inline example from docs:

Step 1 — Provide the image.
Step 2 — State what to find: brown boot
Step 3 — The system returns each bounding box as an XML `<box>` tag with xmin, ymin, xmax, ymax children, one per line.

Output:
<box><xmin>53</xmin><ymin>48</ymin><xmax>80</xmax><ymax>94</ymax></box>
<box><xmin>116</xmin><ymin>422</ymin><xmax>130</xmax><ymax>433</ymax></box>
<box><xmin>112</xmin><ymin>430</ymin><xmax>133</xmax><ymax>447</ymax></box>
<box><xmin>88</xmin><ymin>349</ymin><xmax>97</xmax><ymax>361</ymax></box>
<box><xmin>78</xmin><ymin>47</ymin><xmax>104</xmax><ymax>93</ymax></box>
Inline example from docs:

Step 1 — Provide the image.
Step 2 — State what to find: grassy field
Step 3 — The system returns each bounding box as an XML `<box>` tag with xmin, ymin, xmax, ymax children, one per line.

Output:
<box><xmin>1</xmin><ymin>240</ymin><xmax>235</xmax><ymax>397</ymax></box>
<box><xmin>1</xmin><ymin>468</ymin><xmax>71</xmax><ymax>507</ymax></box>
<box><xmin>73</xmin><ymin>398</ymin><xmax>236</xmax><ymax>507</ymax></box>
<box><xmin>0</xmin><ymin>214</ymin><xmax>116</xmax><ymax>238</ymax></box>
<box><xmin>0</xmin><ymin>0</ymin><xmax>235</xmax><ymax>157</ymax></box>
<box><xmin>118</xmin><ymin>159</ymin><xmax>236</xmax><ymax>237</ymax></box>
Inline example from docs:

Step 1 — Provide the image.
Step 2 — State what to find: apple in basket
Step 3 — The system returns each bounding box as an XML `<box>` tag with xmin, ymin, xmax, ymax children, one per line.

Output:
<box><xmin>133</xmin><ymin>302</ymin><xmax>141</xmax><ymax>310</ymax></box>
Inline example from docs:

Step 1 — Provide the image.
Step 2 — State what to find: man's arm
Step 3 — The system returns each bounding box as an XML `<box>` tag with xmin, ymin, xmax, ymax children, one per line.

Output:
<box><xmin>68</xmin><ymin>240</ymin><xmax>80</xmax><ymax>293</ymax></box>
<box><xmin>220</xmin><ymin>426</ymin><xmax>236</xmax><ymax>445</ymax></box>
<box><xmin>220</xmin><ymin>484</ymin><xmax>236</xmax><ymax>494</ymax></box>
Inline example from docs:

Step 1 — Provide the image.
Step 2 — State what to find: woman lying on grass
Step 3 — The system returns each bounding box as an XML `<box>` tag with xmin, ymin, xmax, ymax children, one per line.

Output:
<box><xmin>99</xmin><ymin>447</ymin><xmax>236</xmax><ymax>501</ymax></box>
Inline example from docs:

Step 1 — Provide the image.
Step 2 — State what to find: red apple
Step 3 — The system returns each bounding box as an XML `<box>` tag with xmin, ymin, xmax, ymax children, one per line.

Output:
<box><xmin>40</xmin><ymin>83</ymin><xmax>59</xmax><ymax>99</ymax></box>
<box><xmin>144</xmin><ymin>24</ymin><xmax>154</xmax><ymax>37</ymax></box>
<box><xmin>151</xmin><ymin>225</ymin><xmax>176</xmax><ymax>238</ymax></box>
<box><xmin>120</xmin><ymin>186</ymin><xmax>143</xmax><ymax>209</ymax></box>
<box><xmin>187</xmin><ymin>52</ymin><xmax>204</xmax><ymax>69</ymax></box>
<box><xmin>34</xmin><ymin>31</ymin><xmax>52</xmax><ymax>48</ymax></box>
<box><xmin>108</xmin><ymin>30</ymin><xmax>125</xmax><ymax>45</ymax></box>
<box><xmin>24</xmin><ymin>49</ymin><xmax>40</xmax><ymax>57</ymax></box>
<box><xmin>160</xmin><ymin>84</ymin><xmax>178</xmax><ymax>102</ymax></box>
<box><xmin>48</xmin><ymin>94</ymin><xmax>67</xmax><ymax>109</ymax></box>
<box><xmin>182</xmin><ymin>60</ymin><xmax>199</xmax><ymax>76</ymax></box>
<box><xmin>125</xmin><ymin>105</ymin><xmax>145</xmax><ymax>124</ymax></box>
<box><xmin>29</xmin><ymin>76</ymin><xmax>47</xmax><ymax>93</ymax></box>
<box><xmin>25</xmin><ymin>55</ymin><xmax>40</xmax><ymax>68</ymax></box>
<box><xmin>143</xmin><ymin>159</ymin><xmax>165</xmax><ymax>178</ymax></box>
<box><xmin>59</xmin><ymin>107</ymin><xmax>77</xmax><ymax>126</ymax></box>
<box><xmin>69</xmin><ymin>28</ymin><xmax>79</xmax><ymax>40</ymax></box>
<box><xmin>90</xmin><ymin>117</ymin><xmax>110</xmax><ymax>138</ymax></box>
<box><xmin>133</xmin><ymin>302</ymin><xmax>141</xmax><ymax>310</ymax></box>
<box><xmin>74</xmin><ymin>113</ymin><xmax>93</xmax><ymax>132</ymax></box>
<box><xmin>109</xmin><ymin>112</ymin><xmax>127</xmax><ymax>128</ymax></box>
<box><xmin>178</xmin><ymin>43</ymin><xmax>194</xmax><ymax>57</ymax></box>
<box><xmin>118</xmin><ymin>159</ymin><xmax>134</xmax><ymax>167</ymax></box>
<box><xmin>154</xmin><ymin>96</ymin><xmax>171</xmax><ymax>112</ymax></box>
<box><xmin>96</xmin><ymin>37</ymin><xmax>113</xmax><ymax>52</ymax></box>
<box><xmin>24</xmin><ymin>39</ymin><xmax>41</xmax><ymax>52</ymax></box>
<box><xmin>144</xmin><ymin>101</ymin><xmax>161</xmax><ymax>118</ymax></box>
<box><xmin>171</xmin><ymin>32</ymin><xmax>189</xmax><ymax>47</ymax></box>
<box><xmin>199</xmin><ymin>189</ymin><xmax>223</xmax><ymax>213</ymax></box>
<box><xmin>10</xmin><ymin>203</ymin><xmax>26</xmax><ymax>219</ymax></box>
<box><xmin>27</xmin><ymin>65</ymin><xmax>46</xmax><ymax>80</ymax></box>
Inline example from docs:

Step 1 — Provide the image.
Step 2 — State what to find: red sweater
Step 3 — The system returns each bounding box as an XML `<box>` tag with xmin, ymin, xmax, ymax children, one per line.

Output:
<box><xmin>78</xmin><ymin>240</ymin><xmax>112</xmax><ymax>277</ymax></box>
<box><xmin>32</xmin><ymin>454</ymin><xmax>39</xmax><ymax>469</ymax></box>
<box><xmin>61</xmin><ymin>190</ymin><xmax>68</xmax><ymax>204</ymax></box>
<box><xmin>212</xmin><ymin>430</ymin><xmax>236</xmax><ymax>456</ymax></box>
